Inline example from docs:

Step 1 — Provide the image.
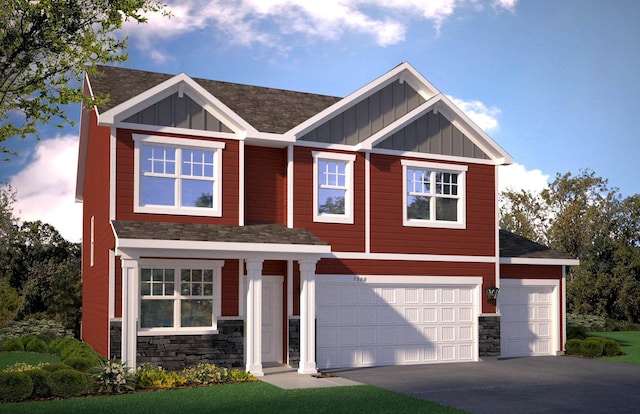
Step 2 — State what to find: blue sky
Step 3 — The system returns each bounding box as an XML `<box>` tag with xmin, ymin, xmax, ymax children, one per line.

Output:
<box><xmin>2</xmin><ymin>0</ymin><xmax>639</xmax><ymax>242</ymax></box>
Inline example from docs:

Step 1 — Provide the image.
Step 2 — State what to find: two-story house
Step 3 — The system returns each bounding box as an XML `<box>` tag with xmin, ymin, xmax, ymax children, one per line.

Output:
<box><xmin>76</xmin><ymin>62</ymin><xmax>578</xmax><ymax>376</ymax></box>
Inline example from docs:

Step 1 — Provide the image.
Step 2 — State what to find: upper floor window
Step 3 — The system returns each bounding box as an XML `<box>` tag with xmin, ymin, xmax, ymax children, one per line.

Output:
<box><xmin>312</xmin><ymin>151</ymin><xmax>356</xmax><ymax>224</ymax></box>
<box><xmin>133</xmin><ymin>134</ymin><xmax>225</xmax><ymax>216</ymax></box>
<box><xmin>139</xmin><ymin>259</ymin><xmax>223</xmax><ymax>334</ymax></box>
<box><xmin>402</xmin><ymin>160</ymin><xmax>467</xmax><ymax>229</ymax></box>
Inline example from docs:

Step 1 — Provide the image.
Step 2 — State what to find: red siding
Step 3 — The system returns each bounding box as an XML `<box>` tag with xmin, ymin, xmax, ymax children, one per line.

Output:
<box><xmin>369</xmin><ymin>153</ymin><xmax>496</xmax><ymax>256</ymax></box>
<box><xmin>81</xmin><ymin>107</ymin><xmax>114</xmax><ymax>357</ymax></box>
<box><xmin>114</xmin><ymin>129</ymin><xmax>240</xmax><ymax>225</ymax></box>
<box><xmin>221</xmin><ymin>260</ymin><xmax>239</xmax><ymax>316</ymax></box>
<box><xmin>292</xmin><ymin>146</ymin><xmax>366</xmax><ymax>251</ymax></box>
<box><xmin>245</xmin><ymin>146</ymin><xmax>286</xmax><ymax>224</ymax></box>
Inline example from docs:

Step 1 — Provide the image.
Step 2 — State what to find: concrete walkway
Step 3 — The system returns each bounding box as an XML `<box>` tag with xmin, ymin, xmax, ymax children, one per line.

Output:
<box><xmin>259</xmin><ymin>365</ymin><xmax>362</xmax><ymax>390</ymax></box>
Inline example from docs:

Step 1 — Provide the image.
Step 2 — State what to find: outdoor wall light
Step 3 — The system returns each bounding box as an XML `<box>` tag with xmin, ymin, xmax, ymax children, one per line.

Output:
<box><xmin>485</xmin><ymin>284</ymin><xmax>499</xmax><ymax>304</ymax></box>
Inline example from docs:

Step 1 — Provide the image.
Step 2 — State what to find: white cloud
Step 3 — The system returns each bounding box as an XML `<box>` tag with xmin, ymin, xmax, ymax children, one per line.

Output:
<box><xmin>448</xmin><ymin>95</ymin><xmax>502</xmax><ymax>133</ymax></box>
<box><xmin>124</xmin><ymin>0</ymin><xmax>517</xmax><ymax>62</ymax></box>
<box><xmin>9</xmin><ymin>135</ymin><xmax>82</xmax><ymax>243</ymax></box>
<box><xmin>498</xmin><ymin>163</ymin><xmax>549</xmax><ymax>194</ymax></box>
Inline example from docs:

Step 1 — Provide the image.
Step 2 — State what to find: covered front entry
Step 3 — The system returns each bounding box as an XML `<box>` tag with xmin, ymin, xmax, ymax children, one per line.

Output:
<box><xmin>499</xmin><ymin>279</ymin><xmax>559</xmax><ymax>357</ymax></box>
<box><xmin>316</xmin><ymin>275</ymin><xmax>482</xmax><ymax>369</ymax></box>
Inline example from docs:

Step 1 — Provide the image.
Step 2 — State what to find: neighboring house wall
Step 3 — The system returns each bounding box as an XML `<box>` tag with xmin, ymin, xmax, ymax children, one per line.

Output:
<box><xmin>80</xmin><ymin>108</ymin><xmax>114</xmax><ymax>357</ymax></box>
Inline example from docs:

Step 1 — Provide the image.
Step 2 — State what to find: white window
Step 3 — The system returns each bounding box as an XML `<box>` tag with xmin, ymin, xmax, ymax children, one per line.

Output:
<box><xmin>138</xmin><ymin>259</ymin><xmax>223</xmax><ymax>335</ymax></box>
<box><xmin>402</xmin><ymin>160</ymin><xmax>467</xmax><ymax>229</ymax></box>
<box><xmin>133</xmin><ymin>134</ymin><xmax>225</xmax><ymax>216</ymax></box>
<box><xmin>312</xmin><ymin>151</ymin><xmax>356</xmax><ymax>224</ymax></box>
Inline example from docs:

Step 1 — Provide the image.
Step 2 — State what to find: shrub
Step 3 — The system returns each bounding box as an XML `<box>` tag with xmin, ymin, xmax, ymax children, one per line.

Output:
<box><xmin>228</xmin><ymin>369</ymin><xmax>257</xmax><ymax>383</ymax></box>
<box><xmin>3</xmin><ymin>362</ymin><xmax>49</xmax><ymax>372</ymax></box>
<box><xmin>24</xmin><ymin>369</ymin><xmax>51</xmax><ymax>397</ymax></box>
<box><xmin>566</xmin><ymin>325</ymin><xmax>588</xmax><ymax>340</ymax></box>
<box><xmin>60</xmin><ymin>341</ymin><xmax>97</xmax><ymax>360</ymax></box>
<box><xmin>36</xmin><ymin>330</ymin><xmax>59</xmax><ymax>345</ymax></box>
<box><xmin>181</xmin><ymin>363</ymin><xmax>230</xmax><ymax>385</ymax></box>
<box><xmin>0</xmin><ymin>371</ymin><xmax>34</xmax><ymax>402</ymax></box>
<box><xmin>581</xmin><ymin>339</ymin><xmax>604</xmax><ymax>358</ymax></box>
<box><xmin>18</xmin><ymin>334</ymin><xmax>38</xmax><ymax>348</ymax></box>
<box><xmin>63</xmin><ymin>356</ymin><xmax>101</xmax><ymax>372</ymax></box>
<box><xmin>47</xmin><ymin>369</ymin><xmax>88</xmax><ymax>398</ymax></box>
<box><xmin>41</xmin><ymin>362</ymin><xmax>74</xmax><ymax>372</ymax></box>
<box><xmin>0</xmin><ymin>338</ymin><xmax>24</xmax><ymax>352</ymax></box>
<box><xmin>94</xmin><ymin>359</ymin><xmax>134</xmax><ymax>394</ymax></box>
<box><xmin>25</xmin><ymin>338</ymin><xmax>48</xmax><ymax>353</ymax></box>
<box><xmin>135</xmin><ymin>364</ymin><xmax>185</xmax><ymax>389</ymax></box>
<box><xmin>603</xmin><ymin>339</ymin><xmax>622</xmax><ymax>356</ymax></box>
<box><xmin>565</xmin><ymin>339</ymin><xmax>583</xmax><ymax>355</ymax></box>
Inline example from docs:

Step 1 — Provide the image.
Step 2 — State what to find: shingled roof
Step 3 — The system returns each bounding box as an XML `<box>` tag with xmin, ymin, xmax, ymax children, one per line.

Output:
<box><xmin>499</xmin><ymin>229</ymin><xmax>575</xmax><ymax>260</ymax></box>
<box><xmin>89</xmin><ymin>65</ymin><xmax>341</xmax><ymax>134</ymax></box>
<box><xmin>112</xmin><ymin>220</ymin><xmax>328</xmax><ymax>246</ymax></box>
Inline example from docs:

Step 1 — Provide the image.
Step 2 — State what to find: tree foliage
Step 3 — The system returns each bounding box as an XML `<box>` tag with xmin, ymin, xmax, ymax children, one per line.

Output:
<box><xmin>0</xmin><ymin>185</ymin><xmax>81</xmax><ymax>333</ymax></box>
<box><xmin>500</xmin><ymin>169</ymin><xmax>640</xmax><ymax>322</ymax></box>
<box><xmin>0</xmin><ymin>0</ymin><xmax>168</xmax><ymax>159</ymax></box>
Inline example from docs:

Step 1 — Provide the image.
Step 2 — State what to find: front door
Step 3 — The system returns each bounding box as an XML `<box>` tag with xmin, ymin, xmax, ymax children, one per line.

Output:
<box><xmin>261</xmin><ymin>276</ymin><xmax>283</xmax><ymax>363</ymax></box>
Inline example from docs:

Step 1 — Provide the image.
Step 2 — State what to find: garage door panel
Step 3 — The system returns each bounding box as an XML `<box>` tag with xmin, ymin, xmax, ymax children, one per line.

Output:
<box><xmin>317</xmin><ymin>281</ymin><xmax>478</xmax><ymax>368</ymax></box>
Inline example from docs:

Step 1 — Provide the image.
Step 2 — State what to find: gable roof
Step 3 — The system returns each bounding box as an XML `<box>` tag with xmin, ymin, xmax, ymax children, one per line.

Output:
<box><xmin>499</xmin><ymin>229</ymin><xmax>579</xmax><ymax>265</ymax></box>
<box><xmin>89</xmin><ymin>65</ymin><xmax>340</xmax><ymax>134</ymax></box>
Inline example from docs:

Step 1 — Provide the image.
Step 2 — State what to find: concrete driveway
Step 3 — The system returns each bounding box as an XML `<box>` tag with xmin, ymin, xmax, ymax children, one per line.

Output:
<box><xmin>331</xmin><ymin>356</ymin><xmax>640</xmax><ymax>413</ymax></box>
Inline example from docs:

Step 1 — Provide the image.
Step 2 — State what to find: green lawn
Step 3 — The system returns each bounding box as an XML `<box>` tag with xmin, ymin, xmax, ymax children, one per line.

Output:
<box><xmin>588</xmin><ymin>331</ymin><xmax>640</xmax><ymax>364</ymax></box>
<box><xmin>0</xmin><ymin>381</ymin><xmax>465</xmax><ymax>414</ymax></box>
<box><xmin>0</xmin><ymin>352</ymin><xmax>60</xmax><ymax>370</ymax></box>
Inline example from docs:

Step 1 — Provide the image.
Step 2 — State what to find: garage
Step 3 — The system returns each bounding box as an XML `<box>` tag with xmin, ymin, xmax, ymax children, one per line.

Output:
<box><xmin>316</xmin><ymin>275</ymin><xmax>482</xmax><ymax>369</ymax></box>
<box><xmin>499</xmin><ymin>279</ymin><xmax>559</xmax><ymax>358</ymax></box>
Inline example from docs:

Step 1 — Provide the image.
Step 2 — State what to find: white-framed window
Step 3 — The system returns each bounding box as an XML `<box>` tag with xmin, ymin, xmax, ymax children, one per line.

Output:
<box><xmin>133</xmin><ymin>134</ymin><xmax>225</xmax><ymax>216</ymax></box>
<box><xmin>402</xmin><ymin>159</ymin><xmax>467</xmax><ymax>229</ymax></box>
<box><xmin>138</xmin><ymin>259</ymin><xmax>223</xmax><ymax>335</ymax></box>
<box><xmin>312</xmin><ymin>151</ymin><xmax>356</xmax><ymax>224</ymax></box>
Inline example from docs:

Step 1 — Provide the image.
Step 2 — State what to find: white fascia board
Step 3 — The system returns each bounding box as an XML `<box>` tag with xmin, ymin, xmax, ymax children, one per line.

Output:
<box><xmin>75</xmin><ymin>72</ymin><xmax>96</xmax><ymax>202</ymax></box>
<box><xmin>98</xmin><ymin>73</ymin><xmax>257</xmax><ymax>137</ymax></box>
<box><xmin>500</xmin><ymin>257</ymin><xmax>581</xmax><ymax>266</ymax></box>
<box><xmin>437</xmin><ymin>95</ymin><xmax>513</xmax><ymax>165</ymax></box>
<box><xmin>245</xmin><ymin>132</ymin><xmax>296</xmax><ymax>147</ymax></box>
<box><xmin>317</xmin><ymin>274</ymin><xmax>483</xmax><ymax>286</ymax></box>
<box><xmin>326</xmin><ymin>251</ymin><xmax>497</xmax><ymax>263</ymax></box>
<box><xmin>357</xmin><ymin>95</ymin><xmax>443</xmax><ymax>151</ymax></box>
<box><xmin>115</xmin><ymin>238</ymin><xmax>331</xmax><ymax>256</ymax></box>
<box><xmin>287</xmin><ymin>62</ymin><xmax>439</xmax><ymax>139</ymax></box>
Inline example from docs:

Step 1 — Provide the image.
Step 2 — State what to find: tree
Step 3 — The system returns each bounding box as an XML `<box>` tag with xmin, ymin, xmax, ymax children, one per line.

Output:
<box><xmin>0</xmin><ymin>0</ymin><xmax>168</xmax><ymax>159</ymax></box>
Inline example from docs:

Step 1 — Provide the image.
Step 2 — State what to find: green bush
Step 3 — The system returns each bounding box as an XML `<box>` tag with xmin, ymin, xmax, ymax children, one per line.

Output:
<box><xmin>581</xmin><ymin>339</ymin><xmax>604</xmax><ymax>358</ymax></box>
<box><xmin>0</xmin><ymin>338</ymin><xmax>24</xmax><ymax>352</ymax></box>
<box><xmin>36</xmin><ymin>330</ymin><xmax>59</xmax><ymax>345</ymax></box>
<box><xmin>41</xmin><ymin>362</ymin><xmax>73</xmax><ymax>372</ymax></box>
<box><xmin>0</xmin><ymin>371</ymin><xmax>34</xmax><ymax>402</ymax></box>
<box><xmin>94</xmin><ymin>359</ymin><xmax>134</xmax><ymax>394</ymax></box>
<box><xmin>181</xmin><ymin>363</ymin><xmax>230</xmax><ymax>385</ymax></box>
<box><xmin>18</xmin><ymin>334</ymin><xmax>38</xmax><ymax>348</ymax></box>
<box><xmin>603</xmin><ymin>339</ymin><xmax>622</xmax><ymax>356</ymax></box>
<box><xmin>60</xmin><ymin>341</ymin><xmax>96</xmax><ymax>360</ymax></box>
<box><xmin>566</xmin><ymin>325</ymin><xmax>588</xmax><ymax>340</ymax></box>
<box><xmin>565</xmin><ymin>339</ymin><xmax>583</xmax><ymax>355</ymax></box>
<box><xmin>25</xmin><ymin>338</ymin><xmax>48</xmax><ymax>353</ymax></box>
<box><xmin>24</xmin><ymin>369</ymin><xmax>51</xmax><ymax>397</ymax></box>
<box><xmin>228</xmin><ymin>369</ymin><xmax>257</xmax><ymax>383</ymax></box>
<box><xmin>63</xmin><ymin>356</ymin><xmax>101</xmax><ymax>372</ymax></box>
<box><xmin>47</xmin><ymin>369</ymin><xmax>88</xmax><ymax>398</ymax></box>
<box><xmin>135</xmin><ymin>364</ymin><xmax>185</xmax><ymax>389</ymax></box>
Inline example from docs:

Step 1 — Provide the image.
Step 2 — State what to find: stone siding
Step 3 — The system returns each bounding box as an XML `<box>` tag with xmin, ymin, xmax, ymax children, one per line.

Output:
<box><xmin>479</xmin><ymin>315</ymin><xmax>501</xmax><ymax>356</ymax></box>
<box><xmin>110</xmin><ymin>320</ymin><xmax>122</xmax><ymax>360</ymax></box>
<box><xmin>288</xmin><ymin>318</ymin><xmax>300</xmax><ymax>367</ymax></box>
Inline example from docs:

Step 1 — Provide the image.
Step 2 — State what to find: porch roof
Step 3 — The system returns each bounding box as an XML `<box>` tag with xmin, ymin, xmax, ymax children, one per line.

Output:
<box><xmin>499</xmin><ymin>230</ymin><xmax>579</xmax><ymax>265</ymax></box>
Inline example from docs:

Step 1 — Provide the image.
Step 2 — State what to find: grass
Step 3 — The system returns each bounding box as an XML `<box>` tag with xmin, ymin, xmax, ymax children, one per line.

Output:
<box><xmin>588</xmin><ymin>331</ymin><xmax>640</xmax><ymax>364</ymax></box>
<box><xmin>0</xmin><ymin>352</ymin><xmax>60</xmax><ymax>370</ymax></box>
<box><xmin>0</xmin><ymin>381</ymin><xmax>465</xmax><ymax>414</ymax></box>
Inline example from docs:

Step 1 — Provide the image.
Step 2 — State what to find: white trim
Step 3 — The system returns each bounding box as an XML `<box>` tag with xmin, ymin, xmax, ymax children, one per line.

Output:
<box><xmin>364</xmin><ymin>152</ymin><xmax>371</xmax><ymax>254</ymax></box>
<box><xmin>401</xmin><ymin>159</ymin><xmax>467</xmax><ymax>229</ymax></box>
<box><xmin>312</xmin><ymin>151</ymin><xmax>356</xmax><ymax>224</ymax></box>
<box><xmin>287</xmin><ymin>259</ymin><xmax>294</xmax><ymax>317</ymax></box>
<box><xmin>108</xmin><ymin>249</ymin><xmax>115</xmax><ymax>319</ymax></box>
<box><xmin>325</xmin><ymin>251</ymin><xmax>497</xmax><ymax>263</ymax></box>
<box><xmin>238</xmin><ymin>140</ymin><xmax>245</xmax><ymax>226</ymax></box>
<box><xmin>317</xmin><ymin>274</ymin><xmax>483</xmax><ymax>286</ymax></box>
<box><xmin>500</xmin><ymin>257</ymin><xmax>580</xmax><ymax>266</ymax></box>
<box><xmin>287</xmin><ymin>145</ymin><xmax>294</xmax><ymax>228</ymax></box>
<box><xmin>90</xmin><ymin>216</ymin><xmax>95</xmax><ymax>267</ymax></box>
<box><xmin>562</xmin><ymin>266</ymin><xmax>567</xmax><ymax>352</ymax></box>
<box><xmin>495</xmin><ymin>165</ymin><xmax>501</xmax><ymax>290</ymax></box>
<box><xmin>238</xmin><ymin>261</ymin><xmax>245</xmax><ymax>318</ymax></box>
<box><xmin>132</xmin><ymin>134</ymin><xmax>224</xmax><ymax>217</ymax></box>
<box><xmin>110</xmin><ymin>129</ymin><xmax>116</xmax><ymax>221</ymax></box>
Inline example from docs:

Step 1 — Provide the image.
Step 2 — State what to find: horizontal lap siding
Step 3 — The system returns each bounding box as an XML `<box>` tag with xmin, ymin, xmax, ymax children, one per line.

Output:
<box><xmin>115</xmin><ymin>129</ymin><xmax>239</xmax><ymax>225</ymax></box>
<box><xmin>369</xmin><ymin>153</ymin><xmax>496</xmax><ymax>256</ymax></box>
<box><xmin>293</xmin><ymin>146</ymin><xmax>365</xmax><ymax>251</ymax></box>
<box><xmin>82</xmin><ymin>109</ymin><xmax>113</xmax><ymax>357</ymax></box>
<box><xmin>244</xmin><ymin>146</ymin><xmax>286</xmax><ymax>224</ymax></box>
<box><xmin>501</xmin><ymin>264</ymin><xmax>562</xmax><ymax>280</ymax></box>
<box><xmin>222</xmin><ymin>260</ymin><xmax>239</xmax><ymax>316</ymax></box>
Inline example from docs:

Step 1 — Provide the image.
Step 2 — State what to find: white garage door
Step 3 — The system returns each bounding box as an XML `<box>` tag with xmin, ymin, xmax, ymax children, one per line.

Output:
<box><xmin>500</xmin><ymin>279</ymin><xmax>558</xmax><ymax>358</ymax></box>
<box><xmin>316</xmin><ymin>276</ymin><xmax>481</xmax><ymax>369</ymax></box>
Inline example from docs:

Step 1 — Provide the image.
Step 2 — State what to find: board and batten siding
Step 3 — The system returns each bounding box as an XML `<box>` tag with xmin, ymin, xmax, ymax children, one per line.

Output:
<box><xmin>369</xmin><ymin>153</ymin><xmax>496</xmax><ymax>257</ymax></box>
<box><xmin>300</xmin><ymin>80</ymin><xmax>426</xmax><ymax>146</ymax></box>
<box><xmin>81</xmin><ymin>107</ymin><xmax>115</xmax><ymax>357</ymax></box>
<box><xmin>244</xmin><ymin>146</ymin><xmax>287</xmax><ymax>225</ymax></box>
<box><xmin>114</xmin><ymin>129</ymin><xmax>240</xmax><ymax>225</ymax></box>
<box><xmin>292</xmin><ymin>146</ymin><xmax>366</xmax><ymax>252</ymax></box>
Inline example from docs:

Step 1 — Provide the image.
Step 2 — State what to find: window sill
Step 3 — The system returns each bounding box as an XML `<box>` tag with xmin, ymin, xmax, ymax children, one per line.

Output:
<box><xmin>403</xmin><ymin>219</ymin><xmax>466</xmax><ymax>229</ymax></box>
<box><xmin>134</xmin><ymin>206</ymin><xmax>222</xmax><ymax>217</ymax></box>
<box><xmin>313</xmin><ymin>214</ymin><xmax>354</xmax><ymax>224</ymax></box>
<box><xmin>137</xmin><ymin>328</ymin><xmax>219</xmax><ymax>336</ymax></box>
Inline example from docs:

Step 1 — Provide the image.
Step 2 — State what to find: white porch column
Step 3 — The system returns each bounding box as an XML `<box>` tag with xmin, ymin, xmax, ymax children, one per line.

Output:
<box><xmin>245</xmin><ymin>259</ymin><xmax>264</xmax><ymax>376</ymax></box>
<box><xmin>298</xmin><ymin>258</ymin><xmax>318</xmax><ymax>374</ymax></box>
<box><xmin>120</xmin><ymin>258</ymin><xmax>139</xmax><ymax>370</ymax></box>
